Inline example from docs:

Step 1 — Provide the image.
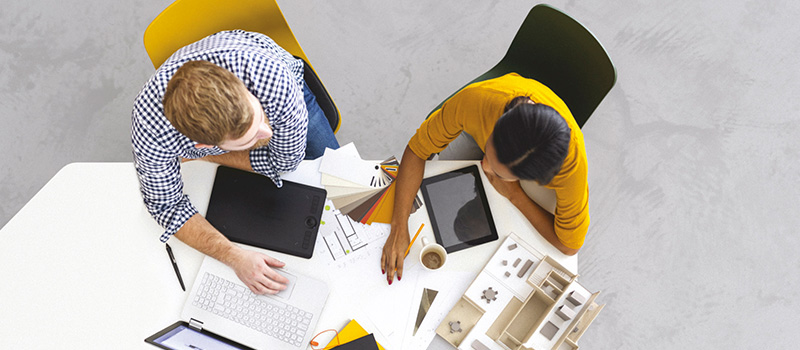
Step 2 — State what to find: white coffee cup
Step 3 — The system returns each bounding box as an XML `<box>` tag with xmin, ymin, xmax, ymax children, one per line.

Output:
<box><xmin>419</xmin><ymin>237</ymin><xmax>447</xmax><ymax>271</ymax></box>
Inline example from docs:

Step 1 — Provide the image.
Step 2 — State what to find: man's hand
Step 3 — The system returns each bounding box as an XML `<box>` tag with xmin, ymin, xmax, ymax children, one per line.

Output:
<box><xmin>229</xmin><ymin>248</ymin><xmax>290</xmax><ymax>295</ymax></box>
<box><xmin>174</xmin><ymin>214</ymin><xmax>292</xmax><ymax>294</ymax></box>
<box><xmin>381</xmin><ymin>223</ymin><xmax>410</xmax><ymax>285</ymax></box>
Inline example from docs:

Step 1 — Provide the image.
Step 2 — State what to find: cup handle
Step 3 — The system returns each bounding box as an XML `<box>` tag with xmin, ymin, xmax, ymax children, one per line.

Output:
<box><xmin>421</xmin><ymin>236</ymin><xmax>430</xmax><ymax>247</ymax></box>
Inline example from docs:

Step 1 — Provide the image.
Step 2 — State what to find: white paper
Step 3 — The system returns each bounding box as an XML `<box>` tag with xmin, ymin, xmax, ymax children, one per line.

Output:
<box><xmin>318</xmin><ymin>143</ymin><xmax>389</xmax><ymax>189</ymax></box>
<box><xmin>362</xmin><ymin>264</ymin><xmax>422</xmax><ymax>349</ymax></box>
<box><xmin>315</xmin><ymin>200</ymin><xmax>390</xmax><ymax>266</ymax></box>
<box><xmin>279</xmin><ymin>157</ymin><xmax>323</xmax><ymax>188</ymax></box>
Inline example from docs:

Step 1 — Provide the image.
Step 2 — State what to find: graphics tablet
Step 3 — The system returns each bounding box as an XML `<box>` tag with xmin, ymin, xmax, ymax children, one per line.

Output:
<box><xmin>419</xmin><ymin>165</ymin><xmax>498</xmax><ymax>253</ymax></box>
<box><xmin>205</xmin><ymin>166</ymin><xmax>326</xmax><ymax>259</ymax></box>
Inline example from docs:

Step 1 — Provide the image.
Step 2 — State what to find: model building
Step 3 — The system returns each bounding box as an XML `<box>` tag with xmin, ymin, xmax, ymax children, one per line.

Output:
<box><xmin>436</xmin><ymin>235</ymin><xmax>604</xmax><ymax>350</ymax></box>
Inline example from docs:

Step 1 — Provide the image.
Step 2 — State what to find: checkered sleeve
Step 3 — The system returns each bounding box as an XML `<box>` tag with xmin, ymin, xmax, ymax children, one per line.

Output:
<box><xmin>131</xmin><ymin>108</ymin><xmax>198</xmax><ymax>242</ymax></box>
<box><xmin>243</xmin><ymin>52</ymin><xmax>308</xmax><ymax>187</ymax></box>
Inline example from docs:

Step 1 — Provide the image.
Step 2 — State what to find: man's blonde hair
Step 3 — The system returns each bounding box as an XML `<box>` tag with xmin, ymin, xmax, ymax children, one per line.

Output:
<box><xmin>163</xmin><ymin>60</ymin><xmax>253</xmax><ymax>145</ymax></box>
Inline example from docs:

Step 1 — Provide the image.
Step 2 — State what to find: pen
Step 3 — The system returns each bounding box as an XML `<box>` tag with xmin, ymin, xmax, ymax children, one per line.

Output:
<box><xmin>165</xmin><ymin>243</ymin><xmax>186</xmax><ymax>291</ymax></box>
<box><xmin>403</xmin><ymin>223</ymin><xmax>425</xmax><ymax>258</ymax></box>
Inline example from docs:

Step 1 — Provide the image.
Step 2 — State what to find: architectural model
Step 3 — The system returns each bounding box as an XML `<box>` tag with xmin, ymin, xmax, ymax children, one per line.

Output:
<box><xmin>435</xmin><ymin>234</ymin><xmax>604</xmax><ymax>350</ymax></box>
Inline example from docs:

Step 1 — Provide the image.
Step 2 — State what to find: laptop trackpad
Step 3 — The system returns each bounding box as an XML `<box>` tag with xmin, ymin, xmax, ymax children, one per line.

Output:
<box><xmin>274</xmin><ymin>270</ymin><xmax>297</xmax><ymax>299</ymax></box>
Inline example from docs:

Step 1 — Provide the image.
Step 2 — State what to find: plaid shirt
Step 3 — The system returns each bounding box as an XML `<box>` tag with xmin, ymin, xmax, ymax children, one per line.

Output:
<box><xmin>131</xmin><ymin>30</ymin><xmax>307</xmax><ymax>242</ymax></box>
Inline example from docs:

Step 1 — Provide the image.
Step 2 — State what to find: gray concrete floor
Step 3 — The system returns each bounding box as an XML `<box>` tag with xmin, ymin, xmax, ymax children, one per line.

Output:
<box><xmin>2</xmin><ymin>0</ymin><xmax>800</xmax><ymax>348</ymax></box>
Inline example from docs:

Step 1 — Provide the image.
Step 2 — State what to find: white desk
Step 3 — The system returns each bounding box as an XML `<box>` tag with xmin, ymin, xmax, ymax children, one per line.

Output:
<box><xmin>0</xmin><ymin>161</ymin><xmax>575</xmax><ymax>349</ymax></box>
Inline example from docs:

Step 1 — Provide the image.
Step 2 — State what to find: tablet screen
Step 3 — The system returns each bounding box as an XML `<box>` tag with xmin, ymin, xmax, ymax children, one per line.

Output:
<box><xmin>420</xmin><ymin>165</ymin><xmax>498</xmax><ymax>253</ymax></box>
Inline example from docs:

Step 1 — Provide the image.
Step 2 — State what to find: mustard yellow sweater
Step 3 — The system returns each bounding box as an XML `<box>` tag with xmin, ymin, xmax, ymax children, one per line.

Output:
<box><xmin>408</xmin><ymin>73</ymin><xmax>589</xmax><ymax>249</ymax></box>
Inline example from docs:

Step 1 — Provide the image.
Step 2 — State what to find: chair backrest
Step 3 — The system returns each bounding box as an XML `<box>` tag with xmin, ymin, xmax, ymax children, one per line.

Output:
<box><xmin>430</xmin><ymin>4</ymin><xmax>616</xmax><ymax>128</ymax></box>
<box><xmin>143</xmin><ymin>0</ymin><xmax>340</xmax><ymax>133</ymax></box>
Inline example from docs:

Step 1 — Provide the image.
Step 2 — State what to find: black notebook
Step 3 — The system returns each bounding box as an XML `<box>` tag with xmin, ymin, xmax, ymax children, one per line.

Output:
<box><xmin>332</xmin><ymin>334</ymin><xmax>380</xmax><ymax>350</ymax></box>
<box><xmin>205</xmin><ymin>166</ymin><xmax>327</xmax><ymax>258</ymax></box>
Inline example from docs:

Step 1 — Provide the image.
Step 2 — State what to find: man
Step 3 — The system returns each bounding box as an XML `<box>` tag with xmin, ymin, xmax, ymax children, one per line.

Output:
<box><xmin>381</xmin><ymin>73</ymin><xmax>589</xmax><ymax>284</ymax></box>
<box><xmin>132</xmin><ymin>30</ymin><xmax>338</xmax><ymax>294</ymax></box>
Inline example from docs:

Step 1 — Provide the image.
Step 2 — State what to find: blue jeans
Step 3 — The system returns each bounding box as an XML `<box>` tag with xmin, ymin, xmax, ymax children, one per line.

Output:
<box><xmin>302</xmin><ymin>82</ymin><xmax>339</xmax><ymax>159</ymax></box>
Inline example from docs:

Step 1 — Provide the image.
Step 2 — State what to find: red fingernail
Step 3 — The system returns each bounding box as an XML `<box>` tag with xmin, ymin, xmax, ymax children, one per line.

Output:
<box><xmin>398</xmin><ymin>276</ymin><xmax>401</xmax><ymax>281</ymax></box>
<box><xmin>382</xmin><ymin>269</ymin><xmax>385</xmax><ymax>274</ymax></box>
<box><xmin>389</xmin><ymin>279</ymin><xmax>393</xmax><ymax>285</ymax></box>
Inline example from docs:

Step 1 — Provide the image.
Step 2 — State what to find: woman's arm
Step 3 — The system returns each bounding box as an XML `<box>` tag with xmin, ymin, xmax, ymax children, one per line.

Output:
<box><xmin>484</xmin><ymin>172</ymin><xmax>579</xmax><ymax>256</ymax></box>
<box><xmin>381</xmin><ymin>145</ymin><xmax>427</xmax><ymax>284</ymax></box>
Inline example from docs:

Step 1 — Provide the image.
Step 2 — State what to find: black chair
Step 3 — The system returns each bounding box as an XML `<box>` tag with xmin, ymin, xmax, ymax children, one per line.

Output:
<box><xmin>429</xmin><ymin>4</ymin><xmax>617</xmax><ymax>128</ymax></box>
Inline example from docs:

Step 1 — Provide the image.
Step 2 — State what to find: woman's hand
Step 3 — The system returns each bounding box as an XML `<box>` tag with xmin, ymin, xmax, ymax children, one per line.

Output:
<box><xmin>381</xmin><ymin>222</ymin><xmax>410</xmax><ymax>285</ymax></box>
<box><xmin>484</xmin><ymin>170</ymin><xmax>525</xmax><ymax>201</ymax></box>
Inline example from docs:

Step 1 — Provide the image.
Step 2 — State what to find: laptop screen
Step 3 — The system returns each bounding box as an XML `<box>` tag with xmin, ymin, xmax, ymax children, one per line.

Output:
<box><xmin>146</xmin><ymin>322</ymin><xmax>252</xmax><ymax>350</ymax></box>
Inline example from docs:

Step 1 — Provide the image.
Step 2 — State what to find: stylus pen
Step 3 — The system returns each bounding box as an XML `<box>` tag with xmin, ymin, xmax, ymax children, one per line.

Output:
<box><xmin>165</xmin><ymin>243</ymin><xmax>186</xmax><ymax>291</ymax></box>
<box><xmin>404</xmin><ymin>223</ymin><xmax>425</xmax><ymax>258</ymax></box>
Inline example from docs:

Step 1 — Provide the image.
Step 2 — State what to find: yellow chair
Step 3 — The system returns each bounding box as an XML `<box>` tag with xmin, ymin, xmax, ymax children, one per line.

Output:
<box><xmin>143</xmin><ymin>0</ymin><xmax>341</xmax><ymax>133</ymax></box>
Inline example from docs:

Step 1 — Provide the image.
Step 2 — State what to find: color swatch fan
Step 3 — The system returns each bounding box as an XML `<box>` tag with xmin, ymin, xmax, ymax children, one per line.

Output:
<box><xmin>319</xmin><ymin>143</ymin><xmax>420</xmax><ymax>224</ymax></box>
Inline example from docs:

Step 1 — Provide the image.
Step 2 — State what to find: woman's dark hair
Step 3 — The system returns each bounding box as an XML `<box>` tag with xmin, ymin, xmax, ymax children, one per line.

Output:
<box><xmin>492</xmin><ymin>98</ymin><xmax>571</xmax><ymax>185</ymax></box>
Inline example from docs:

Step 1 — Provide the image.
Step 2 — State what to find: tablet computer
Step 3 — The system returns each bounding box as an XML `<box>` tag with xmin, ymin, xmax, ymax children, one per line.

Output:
<box><xmin>419</xmin><ymin>165</ymin><xmax>499</xmax><ymax>253</ymax></box>
<box><xmin>145</xmin><ymin>321</ymin><xmax>254</xmax><ymax>350</ymax></box>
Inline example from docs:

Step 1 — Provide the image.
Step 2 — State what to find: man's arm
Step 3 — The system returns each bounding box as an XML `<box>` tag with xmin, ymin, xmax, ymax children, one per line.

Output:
<box><xmin>483</xmin><ymin>172</ymin><xmax>579</xmax><ymax>256</ymax></box>
<box><xmin>181</xmin><ymin>146</ymin><xmax>297</xmax><ymax>294</ymax></box>
<box><xmin>381</xmin><ymin>145</ymin><xmax>426</xmax><ymax>284</ymax></box>
<box><xmin>188</xmin><ymin>150</ymin><xmax>253</xmax><ymax>172</ymax></box>
<box><xmin>174</xmin><ymin>213</ymin><xmax>289</xmax><ymax>294</ymax></box>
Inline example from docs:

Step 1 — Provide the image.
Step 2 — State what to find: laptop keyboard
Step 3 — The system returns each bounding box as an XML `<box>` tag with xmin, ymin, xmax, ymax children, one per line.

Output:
<box><xmin>193</xmin><ymin>272</ymin><xmax>313</xmax><ymax>348</ymax></box>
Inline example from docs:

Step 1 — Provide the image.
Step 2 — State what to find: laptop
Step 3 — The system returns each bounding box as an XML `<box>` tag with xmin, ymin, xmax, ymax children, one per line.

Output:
<box><xmin>147</xmin><ymin>255</ymin><xmax>329</xmax><ymax>350</ymax></box>
<box><xmin>205</xmin><ymin>166</ymin><xmax>327</xmax><ymax>259</ymax></box>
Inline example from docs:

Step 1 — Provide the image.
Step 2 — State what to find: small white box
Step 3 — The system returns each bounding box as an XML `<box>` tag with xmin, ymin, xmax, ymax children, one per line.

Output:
<box><xmin>555</xmin><ymin>305</ymin><xmax>576</xmax><ymax>321</ymax></box>
<box><xmin>566</xmin><ymin>291</ymin><xmax>586</xmax><ymax>306</ymax></box>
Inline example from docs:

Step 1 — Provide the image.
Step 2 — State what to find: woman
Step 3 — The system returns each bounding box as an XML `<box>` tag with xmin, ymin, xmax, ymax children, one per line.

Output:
<box><xmin>381</xmin><ymin>73</ymin><xmax>589</xmax><ymax>284</ymax></box>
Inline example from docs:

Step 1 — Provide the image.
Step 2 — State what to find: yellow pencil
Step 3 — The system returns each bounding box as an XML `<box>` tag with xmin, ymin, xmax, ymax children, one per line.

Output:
<box><xmin>404</xmin><ymin>223</ymin><xmax>425</xmax><ymax>258</ymax></box>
